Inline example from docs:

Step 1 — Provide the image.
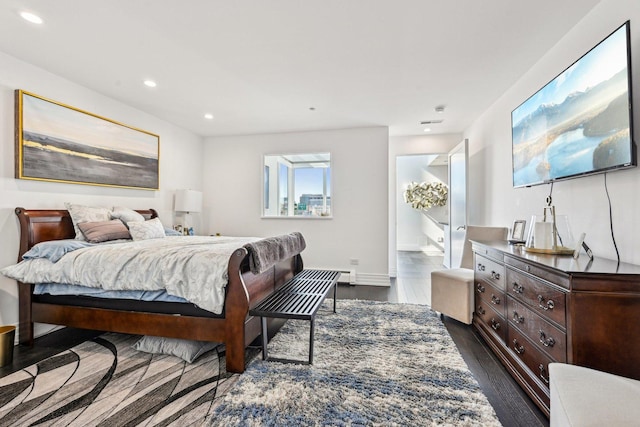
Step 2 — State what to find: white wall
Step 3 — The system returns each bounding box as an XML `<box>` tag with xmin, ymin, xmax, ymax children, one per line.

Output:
<box><xmin>203</xmin><ymin>127</ymin><xmax>389</xmax><ymax>286</ymax></box>
<box><xmin>396</xmin><ymin>155</ymin><xmax>448</xmax><ymax>253</ymax></box>
<box><xmin>0</xmin><ymin>52</ymin><xmax>203</xmax><ymax>333</ymax></box>
<box><xmin>388</xmin><ymin>134</ymin><xmax>461</xmax><ymax>275</ymax></box>
<box><xmin>464</xmin><ymin>0</ymin><xmax>640</xmax><ymax>264</ymax></box>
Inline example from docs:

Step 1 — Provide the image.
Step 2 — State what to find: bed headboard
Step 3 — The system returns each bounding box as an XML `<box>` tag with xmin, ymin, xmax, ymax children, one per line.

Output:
<box><xmin>14</xmin><ymin>207</ymin><xmax>158</xmax><ymax>261</ymax></box>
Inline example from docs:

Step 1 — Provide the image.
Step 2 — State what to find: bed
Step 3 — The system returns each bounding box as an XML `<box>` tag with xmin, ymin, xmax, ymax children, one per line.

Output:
<box><xmin>9</xmin><ymin>207</ymin><xmax>304</xmax><ymax>373</ymax></box>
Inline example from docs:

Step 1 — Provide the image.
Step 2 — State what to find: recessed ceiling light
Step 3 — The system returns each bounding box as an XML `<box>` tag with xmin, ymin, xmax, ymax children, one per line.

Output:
<box><xmin>309</xmin><ymin>107</ymin><xmax>316</xmax><ymax>111</ymax></box>
<box><xmin>143</xmin><ymin>80</ymin><xmax>157</xmax><ymax>88</ymax></box>
<box><xmin>204</xmin><ymin>113</ymin><xmax>214</xmax><ymax>120</ymax></box>
<box><xmin>435</xmin><ymin>105</ymin><xmax>445</xmax><ymax>113</ymax></box>
<box><xmin>20</xmin><ymin>11</ymin><xmax>43</xmax><ymax>24</ymax></box>
<box><xmin>423</xmin><ymin>128</ymin><xmax>432</xmax><ymax>132</ymax></box>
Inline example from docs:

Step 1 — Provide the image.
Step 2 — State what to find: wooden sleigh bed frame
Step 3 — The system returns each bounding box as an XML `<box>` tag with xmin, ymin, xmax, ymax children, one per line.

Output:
<box><xmin>14</xmin><ymin>207</ymin><xmax>303</xmax><ymax>373</ymax></box>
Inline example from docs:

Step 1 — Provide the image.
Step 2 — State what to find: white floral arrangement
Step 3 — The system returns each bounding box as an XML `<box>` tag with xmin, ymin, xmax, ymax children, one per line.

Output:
<box><xmin>403</xmin><ymin>181</ymin><xmax>448</xmax><ymax>211</ymax></box>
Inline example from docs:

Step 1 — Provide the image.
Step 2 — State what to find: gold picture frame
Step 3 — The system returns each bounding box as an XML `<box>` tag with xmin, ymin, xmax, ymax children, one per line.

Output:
<box><xmin>15</xmin><ymin>90</ymin><xmax>160</xmax><ymax>190</ymax></box>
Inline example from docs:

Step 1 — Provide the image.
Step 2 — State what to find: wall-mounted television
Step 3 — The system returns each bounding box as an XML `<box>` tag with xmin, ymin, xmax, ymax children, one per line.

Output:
<box><xmin>512</xmin><ymin>21</ymin><xmax>635</xmax><ymax>188</ymax></box>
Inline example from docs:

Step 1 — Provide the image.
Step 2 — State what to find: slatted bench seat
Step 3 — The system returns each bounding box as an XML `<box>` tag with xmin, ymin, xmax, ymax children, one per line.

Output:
<box><xmin>250</xmin><ymin>269</ymin><xmax>341</xmax><ymax>364</ymax></box>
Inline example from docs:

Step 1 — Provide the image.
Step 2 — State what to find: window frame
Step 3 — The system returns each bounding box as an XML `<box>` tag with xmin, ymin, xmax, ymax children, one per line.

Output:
<box><xmin>261</xmin><ymin>152</ymin><xmax>333</xmax><ymax>219</ymax></box>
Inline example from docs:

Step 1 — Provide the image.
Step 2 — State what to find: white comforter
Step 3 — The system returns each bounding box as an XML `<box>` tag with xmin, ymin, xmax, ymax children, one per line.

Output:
<box><xmin>1</xmin><ymin>236</ymin><xmax>259</xmax><ymax>314</ymax></box>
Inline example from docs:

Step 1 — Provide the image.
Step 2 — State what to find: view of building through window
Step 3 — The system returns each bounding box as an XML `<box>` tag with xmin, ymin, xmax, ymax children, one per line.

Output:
<box><xmin>264</xmin><ymin>153</ymin><xmax>331</xmax><ymax>217</ymax></box>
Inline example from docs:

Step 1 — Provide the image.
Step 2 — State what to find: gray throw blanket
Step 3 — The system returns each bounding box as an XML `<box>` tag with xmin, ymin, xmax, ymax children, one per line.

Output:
<box><xmin>244</xmin><ymin>232</ymin><xmax>306</xmax><ymax>274</ymax></box>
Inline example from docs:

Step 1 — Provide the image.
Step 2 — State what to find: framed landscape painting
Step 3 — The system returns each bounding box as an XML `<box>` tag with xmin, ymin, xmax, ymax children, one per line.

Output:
<box><xmin>15</xmin><ymin>90</ymin><xmax>160</xmax><ymax>190</ymax></box>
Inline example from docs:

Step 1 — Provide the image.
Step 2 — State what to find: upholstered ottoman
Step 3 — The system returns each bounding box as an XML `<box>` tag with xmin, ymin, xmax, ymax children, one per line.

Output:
<box><xmin>550</xmin><ymin>363</ymin><xmax>640</xmax><ymax>426</ymax></box>
<box><xmin>431</xmin><ymin>268</ymin><xmax>475</xmax><ymax>324</ymax></box>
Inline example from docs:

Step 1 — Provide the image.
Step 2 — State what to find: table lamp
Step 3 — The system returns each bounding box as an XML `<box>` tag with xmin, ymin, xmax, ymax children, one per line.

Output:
<box><xmin>175</xmin><ymin>189</ymin><xmax>202</xmax><ymax>235</ymax></box>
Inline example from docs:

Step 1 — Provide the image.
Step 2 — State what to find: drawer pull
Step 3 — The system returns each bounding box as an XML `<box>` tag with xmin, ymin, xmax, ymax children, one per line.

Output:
<box><xmin>512</xmin><ymin>282</ymin><xmax>524</xmax><ymax>294</ymax></box>
<box><xmin>512</xmin><ymin>339</ymin><xmax>525</xmax><ymax>355</ymax></box>
<box><xmin>476</xmin><ymin>284</ymin><xmax>486</xmax><ymax>293</ymax></box>
<box><xmin>491</xmin><ymin>294</ymin><xmax>501</xmax><ymax>305</ymax></box>
<box><xmin>539</xmin><ymin>364</ymin><xmax>550</xmax><ymax>385</ymax></box>
<box><xmin>477</xmin><ymin>263</ymin><xmax>486</xmax><ymax>272</ymax></box>
<box><xmin>539</xmin><ymin>330</ymin><xmax>556</xmax><ymax>347</ymax></box>
<box><xmin>490</xmin><ymin>318</ymin><xmax>501</xmax><ymax>331</ymax></box>
<box><xmin>476</xmin><ymin>306</ymin><xmax>486</xmax><ymax>315</ymax></box>
<box><xmin>490</xmin><ymin>271</ymin><xmax>501</xmax><ymax>280</ymax></box>
<box><xmin>513</xmin><ymin>311</ymin><xmax>524</xmax><ymax>324</ymax></box>
<box><xmin>537</xmin><ymin>295</ymin><xmax>555</xmax><ymax>311</ymax></box>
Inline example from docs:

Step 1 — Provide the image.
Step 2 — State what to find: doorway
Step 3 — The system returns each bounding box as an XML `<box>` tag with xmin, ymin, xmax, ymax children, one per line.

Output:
<box><xmin>395</xmin><ymin>154</ymin><xmax>448</xmax><ymax>305</ymax></box>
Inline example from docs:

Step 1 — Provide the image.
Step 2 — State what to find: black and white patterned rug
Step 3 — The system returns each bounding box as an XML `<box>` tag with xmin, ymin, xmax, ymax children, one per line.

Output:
<box><xmin>0</xmin><ymin>333</ymin><xmax>237</xmax><ymax>426</ymax></box>
<box><xmin>0</xmin><ymin>300</ymin><xmax>501</xmax><ymax>426</ymax></box>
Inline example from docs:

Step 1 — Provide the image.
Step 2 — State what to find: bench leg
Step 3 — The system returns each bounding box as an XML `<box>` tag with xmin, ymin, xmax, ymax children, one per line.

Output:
<box><xmin>261</xmin><ymin>317</ymin><xmax>268</xmax><ymax>360</ymax></box>
<box><xmin>309</xmin><ymin>318</ymin><xmax>315</xmax><ymax>364</ymax></box>
<box><xmin>333</xmin><ymin>282</ymin><xmax>337</xmax><ymax>313</ymax></box>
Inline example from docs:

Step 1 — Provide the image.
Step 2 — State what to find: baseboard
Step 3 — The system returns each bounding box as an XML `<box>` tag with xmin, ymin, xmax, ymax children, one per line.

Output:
<box><xmin>397</xmin><ymin>245</ymin><xmax>444</xmax><ymax>256</ymax></box>
<box><xmin>351</xmin><ymin>273</ymin><xmax>390</xmax><ymax>287</ymax></box>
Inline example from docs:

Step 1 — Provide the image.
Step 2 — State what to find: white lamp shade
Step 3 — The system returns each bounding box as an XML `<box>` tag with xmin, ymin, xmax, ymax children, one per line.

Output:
<box><xmin>175</xmin><ymin>189</ymin><xmax>202</xmax><ymax>213</ymax></box>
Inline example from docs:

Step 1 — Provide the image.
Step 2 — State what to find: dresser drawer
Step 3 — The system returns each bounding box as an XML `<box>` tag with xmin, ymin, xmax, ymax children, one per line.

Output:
<box><xmin>508</xmin><ymin>327</ymin><xmax>553</xmax><ymax>388</ymax></box>
<box><xmin>475</xmin><ymin>254</ymin><xmax>505</xmax><ymax>291</ymax></box>
<box><xmin>505</xmin><ymin>256</ymin><xmax>570</xmax><ymax>289</ymax></box>
<box><xmin>507</xmin><ymin>267</ymin><xmax>566</xmax><ymax>327</ymax></box>
<box><xmin>476</xmin><ymin>280</ymin><xmax>506</xmax><ymax>318</ymax></box>
<box><xmin>507</xmin><ymin>296</ymin><xmax>567</xmax><ymax>362</ymax></box>
<box><xmin>475</xmin><ymin>301</ymin><xmax>506</xmax><ymax>343</ymax></box>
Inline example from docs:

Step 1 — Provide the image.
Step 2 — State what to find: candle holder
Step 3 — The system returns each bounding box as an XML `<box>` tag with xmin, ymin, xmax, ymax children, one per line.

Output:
<box><xmin>524</xmin><ymin>197</ymin><xmax>575</xmax><ymax>255</ymax></box>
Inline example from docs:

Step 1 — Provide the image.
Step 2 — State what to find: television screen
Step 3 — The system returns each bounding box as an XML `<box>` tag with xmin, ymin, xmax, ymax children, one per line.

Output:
<box><xmin>512</xmin><ymin>21</ymin><xmax>635</xmax><ymax>188</ymax></box>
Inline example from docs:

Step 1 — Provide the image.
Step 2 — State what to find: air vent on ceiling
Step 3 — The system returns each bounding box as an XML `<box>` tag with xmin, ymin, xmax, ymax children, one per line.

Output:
<box><xmin>420</xmin><ymin>119</ymin><xmax>443</xmax><ymax>125</ymax></box>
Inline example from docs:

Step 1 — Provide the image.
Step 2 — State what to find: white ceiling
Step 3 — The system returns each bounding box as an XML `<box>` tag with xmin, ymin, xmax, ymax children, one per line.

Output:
<box><xmin>0</xmin><ymin>1</ymin><xmax>601</xmax><ymax>137</ymax></box>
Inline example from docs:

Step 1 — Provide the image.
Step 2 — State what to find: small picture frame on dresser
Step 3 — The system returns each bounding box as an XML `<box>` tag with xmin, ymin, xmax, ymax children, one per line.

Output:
<box><xmin>509</xmin><ymin>220</ymin><xmax>526</xmax><ymax>244</ymax></box>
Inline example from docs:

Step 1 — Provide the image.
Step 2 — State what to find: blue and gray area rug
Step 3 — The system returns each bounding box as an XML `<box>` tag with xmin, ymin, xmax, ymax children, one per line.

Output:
<box><xmin>0</xmin><ymin>300</ymin><xmax>501</xmax><ymax>426</ymax></box>
<box><xmin>213</xmin><ymin>299</ymin><xmax>501</xmax><ymax>426</ymax></box>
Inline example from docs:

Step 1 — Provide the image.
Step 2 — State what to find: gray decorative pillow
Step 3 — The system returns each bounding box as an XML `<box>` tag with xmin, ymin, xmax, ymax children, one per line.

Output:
<box><xmin>78</xmin><ymin>220</ymin><xmax>131</xmax><ymax>243</ymax></box>
<box><xmin>65</xmin><ymin>203</ymin><xmax>111</xmax><ymax>240</ymax></box>
<box><xmin>110</xmin><ymin>206</ymin><xmax>145</xmax><ymax>226</ymax></box>
<box><xmin>132</xmin><ymin>336</ymin><xmax>218</xmax><ymax>363</ymax></box>
<box><xmin>128</xmin><ymin>217</ymin><xmax>166</xmax><ymax>241</ymax></box>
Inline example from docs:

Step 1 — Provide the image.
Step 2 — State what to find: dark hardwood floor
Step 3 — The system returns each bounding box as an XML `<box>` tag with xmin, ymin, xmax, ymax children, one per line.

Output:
<box><xmin>0</xmin><ymin>251</ymin><xmax>548</xmax><ymax>426</ymax></box>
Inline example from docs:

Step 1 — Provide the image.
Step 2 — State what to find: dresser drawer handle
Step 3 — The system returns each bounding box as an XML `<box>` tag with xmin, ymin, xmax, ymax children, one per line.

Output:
<box><xmin>490</xmin><ymin>318</ymin><xmax>501</xmax><ymax>331</ymax></box>
<box><xmin>476</xmin><ymin>284</ymin><xmax>485</xmax><ymax>293</ymax></box>
<box><xmin>539</xmin><ymin>330</ymin><xmax>556</xmax><ymax>347</ymax></box>
<box><xmin>537</xmin><ymin>295</ymin><xmax>555</xmax><ymax>311</ymax></box>
<box><xmin>491</xmin><ymin>294</ymin><xmax>501</xmax><ymax>305</ymax></box>
<box><xmin>539</xmin><ymin>364</ymin><xmax>550</xmax><ymax>385</ymax></box>
<box><xmin>513</xmin><ymin>311</ymin><xmax>524</xmax><ymax>324</ymax></box>
<box><xmin>490</xmin><ymin>271</ymin><xmax>501</xmax><ymax>280</ymax></box>
<box><xmin>476</xmin><ymin>306</ymin><xmax>486</xmax><ymax>315</ymax></box>
<box><xmin>477</xmin><ymin>263</ymin><xmax>486</xmax><ymax>272</ymax></box>
<box><xmin>512</xmin><ymin>282</ymin><xmax>524</xmax><ymax>294</ymax></box>
<box><xmin>512</xmin><ymin>339</ymin><xmax>525</xmax><ymax>355</ymax></box>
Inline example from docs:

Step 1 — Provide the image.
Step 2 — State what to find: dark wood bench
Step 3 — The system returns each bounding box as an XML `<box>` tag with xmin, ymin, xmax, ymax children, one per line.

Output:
<box><xmin>250</xmin><ymin>269</ymin><xmax>340</xmax><ymax>364</ymax></box>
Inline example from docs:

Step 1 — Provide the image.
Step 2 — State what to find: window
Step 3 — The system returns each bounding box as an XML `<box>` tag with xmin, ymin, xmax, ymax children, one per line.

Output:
<box><xmin>263</xmin><ymin>153</ymin><xmax>331</xmax><ymax>217</ymax></box>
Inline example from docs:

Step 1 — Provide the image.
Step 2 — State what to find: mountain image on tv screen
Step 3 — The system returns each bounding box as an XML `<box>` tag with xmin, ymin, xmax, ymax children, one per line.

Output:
<box><xmin>512</xmin><ymin>22</ymin><xmax>633</xmax><ymax>187</ymax></box>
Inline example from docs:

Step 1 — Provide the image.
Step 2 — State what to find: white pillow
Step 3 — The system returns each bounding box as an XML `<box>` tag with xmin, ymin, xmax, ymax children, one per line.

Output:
<box><xmin>133</xmin><ymin>336</ymin><xmax>218</xmax><ymax>363</ymax></box>
<box><xmin>128</xmin><ymin>217</ymin><xmax>166</xmax><ymax>241</ymax></box>
<box><xmin>65</xmin><ymin>203</ymin><xmax>111</xmax><ymax>240</ymax></box>
<box><xmin>110</xmin><ymin>206</ymin><xmax>145</xmax><ymax>225</ymax></box>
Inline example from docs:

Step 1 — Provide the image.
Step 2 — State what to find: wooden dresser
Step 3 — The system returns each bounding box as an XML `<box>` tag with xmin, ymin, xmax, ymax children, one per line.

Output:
<box><xmin>471</xmin><ymin>240</ymin><xmax>640</xmax><ymax>417</ymax></box>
